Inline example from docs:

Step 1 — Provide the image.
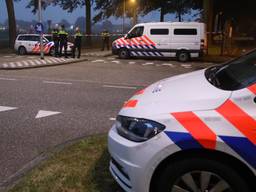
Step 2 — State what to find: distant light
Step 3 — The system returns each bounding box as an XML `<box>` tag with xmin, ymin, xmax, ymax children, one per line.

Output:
<box><xmin>70</xmin><ymin>25</ymin><xmax>74</xmax><ymax>30</ymax></box>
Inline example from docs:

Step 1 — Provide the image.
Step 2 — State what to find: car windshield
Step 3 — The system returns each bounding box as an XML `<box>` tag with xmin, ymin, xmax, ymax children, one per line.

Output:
<box><xmin>205</xmin><ymin>50</ymin><xmax>256</xmax><ymax>91</ymax></box>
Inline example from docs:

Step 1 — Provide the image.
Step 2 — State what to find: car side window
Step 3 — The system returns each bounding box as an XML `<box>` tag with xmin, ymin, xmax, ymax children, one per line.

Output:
<box><xmin>30</xmin><ymin>36</ymin><xmax>40</xmax><ymax>42</ymax></box>
<box><xmin>18</xmin><ymin>36</ymin><xmax>25</xmax><ymax>41</ymax></box>
<box><xmin>129</xmin><ymin>26</ymin><xmax>144</xmax><ymax>38</ymax></box>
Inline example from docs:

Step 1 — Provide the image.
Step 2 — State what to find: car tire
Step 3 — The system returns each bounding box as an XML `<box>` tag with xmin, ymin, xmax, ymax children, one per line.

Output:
<box><xmin>18</xmin><ymin>46</ymin><xmax>27</xmax><ymax>55</ymax></box>
<box><xmin>49</xmin><ymin>47</ymin><xmax>54</xmax><ymax>56</ymax></box>
<box><xmin>177</xmin><ymin>51</ymin><xmax>190</xmax><ymax>62</ymax></box>
<box><xmin>153</xmin><ymin>158</ymin><xmax>250</xmax><ymax>192</ymax></box>
<box><xmin>118</xmin><ymin>49</ymin><xmax>130</xmax><ymax>59</ymax></box>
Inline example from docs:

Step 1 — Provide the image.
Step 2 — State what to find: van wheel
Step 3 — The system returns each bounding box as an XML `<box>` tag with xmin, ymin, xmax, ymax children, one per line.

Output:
<box><xmin>18</xmin><ymin>46</ymin><xmax>27</xmax><ymax>55</ymax></box>
<box><xmin>153</xmin><ymin>158</ymin><xmax>250</xmax><ymax>192</ymax></box>
<box><xmin>119</xmin><ymin>49</ymin><xmax>129</xmax><ymax>59</ymax></box>
<box><xmin>177</xmin><ymin>51</ymin><xmax>190</xmax><ymax>62</ymax></box>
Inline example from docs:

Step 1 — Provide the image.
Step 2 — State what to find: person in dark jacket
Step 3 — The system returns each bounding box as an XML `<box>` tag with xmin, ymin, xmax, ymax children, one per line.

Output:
<box><xmin>101</xmin><ymin>29</ymin><xmax>110</xmax><ymax>51</ymax></box>
<box><xmin>58</xmin><ymin>25</ymin><xmax>68</xmax><ymax>58</ymax></box>
<box><xmin>72</xmin><ymin>27</ymin><xmax>82</xmax><ymax>58</ymax></box>
<box><xmin>52</xmin><ymin>26</ymin><xmax>59</xmax><ymax>57</ymax></box>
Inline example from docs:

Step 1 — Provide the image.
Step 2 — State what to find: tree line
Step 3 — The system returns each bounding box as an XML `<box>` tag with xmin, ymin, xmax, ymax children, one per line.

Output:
<box><xmin>4</xmin><ymin>0</ymin><xmax>256</xmax><ymax>48</ymax></box>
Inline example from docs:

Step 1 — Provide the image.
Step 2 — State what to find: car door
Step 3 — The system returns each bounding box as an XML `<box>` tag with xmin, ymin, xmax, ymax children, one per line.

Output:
<box><xmin>29</xmin><ymin>35</ymin><xmax>40</xmax><ymax>53</ymax></box>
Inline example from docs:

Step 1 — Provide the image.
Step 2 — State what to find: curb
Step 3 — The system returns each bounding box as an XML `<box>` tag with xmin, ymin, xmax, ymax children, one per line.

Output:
<box><xmin>82</xmin><ymin>52</ymin><xmax>112</xmax><ymax>58</ymax></box>
<box><xmin>0</xmin><ymin>57</ymin><xmax>88</xmax><ymax>70</ymax></box>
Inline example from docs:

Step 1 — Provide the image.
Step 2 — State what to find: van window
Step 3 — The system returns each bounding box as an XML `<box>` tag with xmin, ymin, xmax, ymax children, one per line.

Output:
<box><xmin>150</xmin><ymin>29</ymin><xmax>169</xmax><ymax>35</ymax></box>
<box><xmin>128</xmin><ymin>26</ymin><xmax>144</xmax><ymax>38</ymax></box>
<box><xmin>174</xmin><ymin>29</ymin><xmax>197</xmax><ymax>35</ymax></box>
<box><xmin>18</xmin><ymin>36</ymin><xmax>26</xmax><ymax>41</ymax></box>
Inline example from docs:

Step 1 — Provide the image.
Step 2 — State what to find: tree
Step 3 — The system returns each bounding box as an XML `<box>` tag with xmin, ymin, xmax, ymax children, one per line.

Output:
<box><xmin>54</xmin><ymin>0</ymin><xmax>92</xmax><ymax>35</ymax></box>
<box><xmin>5</xmin><ymin>0</ymin><xmax>16</xmax><ymax>48</ymax></box>
<box><xmin>93</xmin><ymin>0</ymin><xmax>138</xmax><ymax>23</ymax></box>
<box><xmin>140</xmin><ymin>0</ymin><xmax>195</xmax><ymax>22</ymax></box>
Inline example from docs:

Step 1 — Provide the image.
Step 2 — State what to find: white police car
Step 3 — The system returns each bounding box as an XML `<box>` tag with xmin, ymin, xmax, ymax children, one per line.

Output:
<box><xmin>108</xmin><ymin>50</ymin><xmax>256</xmax><ymax>192</ymax></box>
<box><xmin>14</xmin><ymin>34</ymin><xmax>73</xmax><ymax>55</ymax></box>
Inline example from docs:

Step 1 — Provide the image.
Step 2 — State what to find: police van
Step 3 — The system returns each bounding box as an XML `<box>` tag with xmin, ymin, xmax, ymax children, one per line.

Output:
<box><xmin>112</xmin><ymin>22</ymin><xmax>206</xmax><ymax>62</ymax></box>
<box><xmin>108</xmin><ymin>49</ymin><xmax>256</xmax><ymax>192</ymax></box>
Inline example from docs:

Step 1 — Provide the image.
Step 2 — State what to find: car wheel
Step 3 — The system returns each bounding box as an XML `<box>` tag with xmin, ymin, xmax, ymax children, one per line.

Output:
<box><xmin>153</xmin><ymin>158</ymin><xmax>250</xmax><ymax>192</ymax></box>
<box><xmin>49</xmin><ymin>47</ymin><xmax>54</xmax><ymax>56</ymax></box>
<box><xmin>119</xmin><ymin>49</ymin><xmax>129</xmax><ymax>59</ymax></box>
<box><xmin>177</xmin><ymin>51</ymin><xmax>190</xmax><ymax>62</ymax></box>
<box><xmin>18</xmin><ymin>46</ymin><xmax>27</xmax><ymax>55</ymax></box>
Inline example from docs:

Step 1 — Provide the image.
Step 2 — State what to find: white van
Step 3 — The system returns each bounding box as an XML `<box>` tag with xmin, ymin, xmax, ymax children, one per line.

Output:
<box><xmin>112</xmin><ymin>22</ymin><xmax>206</xmax><ymax>62</ymax></box>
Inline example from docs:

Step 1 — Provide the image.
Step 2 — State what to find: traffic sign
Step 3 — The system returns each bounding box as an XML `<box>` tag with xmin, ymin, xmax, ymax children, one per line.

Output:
<box><xmin>35</xmin><ymin>23</ymin><xmax>44</xmax><ymax>34</ymax></box>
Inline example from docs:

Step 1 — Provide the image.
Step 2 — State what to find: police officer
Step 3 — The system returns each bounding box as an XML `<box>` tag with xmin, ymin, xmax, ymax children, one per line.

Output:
<box><xmin>52</xmin><ymin>26</ymin><xmax>59</xmax><ymax>57</ymax></box>
<box><xmin>72</xmin><ymin>27</ymin><xmax>82</xmax><ymax>59</ymax></box>
<box><xmin>101</xmin><ymin>29</ymin><xmax>110</xmax><ymax>51</ymax></box>
<box><xmin>58</xmin><ymin>25</ymin><xmax>68</xmax><ymax>58</ymax></box>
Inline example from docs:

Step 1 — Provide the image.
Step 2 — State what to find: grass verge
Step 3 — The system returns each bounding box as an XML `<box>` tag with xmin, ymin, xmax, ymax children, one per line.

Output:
<box><xmin>9</xmin><ymin>135</ymin><xmax>121</xmax><ymax>192</ymax></box>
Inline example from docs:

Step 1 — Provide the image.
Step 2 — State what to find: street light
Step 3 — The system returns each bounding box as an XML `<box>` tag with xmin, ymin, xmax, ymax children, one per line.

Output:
<box><xmin>122</xmin><ymin>0</ymin><xmax>136</xmax><ymax>34</ymax></box>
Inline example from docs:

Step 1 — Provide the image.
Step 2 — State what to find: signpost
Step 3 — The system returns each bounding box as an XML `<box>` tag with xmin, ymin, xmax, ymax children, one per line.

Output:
<box><xmin>38</xmin><ymin>0</ymin><xmax>44</xmax><ymax>60</ymax></box>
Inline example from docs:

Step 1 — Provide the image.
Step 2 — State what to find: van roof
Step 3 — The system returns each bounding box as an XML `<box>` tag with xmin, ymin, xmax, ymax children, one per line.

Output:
<box><xmin>135</xmin><ymin>22</ymin><xmax>204</xmax><ymax>26</ymax></box>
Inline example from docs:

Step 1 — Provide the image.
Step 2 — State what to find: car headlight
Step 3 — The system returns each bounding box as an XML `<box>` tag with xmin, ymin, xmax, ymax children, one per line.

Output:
<box><xmin>115</xmin><ymin>115</ymin><xmax>166</xmax><ymax>142</ymax></box>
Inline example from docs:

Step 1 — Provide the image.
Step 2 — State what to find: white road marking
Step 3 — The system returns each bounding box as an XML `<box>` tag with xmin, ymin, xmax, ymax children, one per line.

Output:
<box><xmin>92</xmin><ymin>60</ymin><xmax>105</xmax><ymax>63</ymax></box>
<box><xmin>45</xmin><ymin>59</ymin><xmax>54</xmax><ymax>64</ymax></box>
<box><xmin>2</xmin><ymin>64</ymin><xmax>9</xmax><ymax>68</ymax></box>
<box><xmin>47</xmin><ymin>58</ymin><xmax>59</xmax><ymax>63</ymax></box>
<box><xmin>0</xmin><ymin>106</ymin><xmax>17</xmax><ymax>112</ymax></box>
<box><xmin>16</xmin><ymin>62</ymin><xmax>23</xmax><ymax>67</ymax></box>
<box><xmin>103</xmin><ymin>85</ymin><xmax>137</xmax><ymax>90</ymax></box>
<box><xmin>107</xmin><ymin>57</ymin><xmax>115</xmax><ymax>60</ymax></box>
<box><xmin>28</xmin><ymin>60</ymin><xmax>36</xmax><ymax>66</ymax></box>
<box><xmin>181</xmin><ymin>64</ymin><xmax>192</xmax><ymax>67</ymax></box>
<box><xmin>10</xmin><ymin>62</ymin><xmax>16</xmax><ymax>68</ymax></box>
<box><xmin>109</xmin><ymin>117</ymin><xmax>116</xmax><ymax>121</ymax></box>
<box><xmin>43</xmin><ymin>81</ymin><xmax>72</xmax><ymax>85</ymax></box>
<box><xmin>34</xmin><ymin>60</ymin><xmax>42</xmax><ymax>65</ymax></box>
<box><xmin>27</xmin><ymin>56</ymin><xmax>36</xmax><ymax>59</ymax></box>
<box><xmin>22</xmin><ymin>61</ymin><xmax>29</xmax><ymax>66</ymax></box>
<box><xmin>128</xmin><ymin>62</ymin><xmax>136</xmax><ymax>65</ymax></box>
<box><xmin>111</xmin><ymin>60</ymin><xmax>120</xmax><ymax>64</ymax></box>
<box><xmin>40</xmin><ymin>60</ymin><xmax>47</xmax><ymax>64</ymax></box>
<box><xmin>35</xmin><ymin>110</ymin><xmax>61</xmax><ymax>119</ymax></box>
<box><xmin>145</xmin><ymin>62</ymin><xmax>154</xmax><ymax>65</ymax></box>
<box><xmin>0</xmin><ymin>77</ymin><xmax>16</xmax><ymax>81</ymax></box>
<box><xmin>3</xmin><ymin>56</ymin><xmax>12</xmax><ymax>58</ymax></box>
<box><xmin>162</xmin><ymin>63</ymin><xmax>174</xmax><ymax>67</ymax></box>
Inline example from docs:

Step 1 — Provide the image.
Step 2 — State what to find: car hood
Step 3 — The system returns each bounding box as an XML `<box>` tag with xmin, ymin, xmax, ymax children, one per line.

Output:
<box><xmin>119</xmin><ymin>70</ymin><xmax>232</xmax><ymax>118</ymax></box>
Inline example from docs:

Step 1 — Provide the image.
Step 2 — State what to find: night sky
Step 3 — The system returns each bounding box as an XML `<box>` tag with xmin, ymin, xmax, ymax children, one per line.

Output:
<box><xmin>0</xmin><ymin>0</ymin><xmax>196</xmax><ymax>24</ymax></box>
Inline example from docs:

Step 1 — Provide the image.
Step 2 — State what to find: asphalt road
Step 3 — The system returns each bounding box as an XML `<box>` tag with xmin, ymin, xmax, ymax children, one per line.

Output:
<box><xmin>0</xmin><ymin>55</ymin><xmax>214</xmax><ymax>189</ymax></box>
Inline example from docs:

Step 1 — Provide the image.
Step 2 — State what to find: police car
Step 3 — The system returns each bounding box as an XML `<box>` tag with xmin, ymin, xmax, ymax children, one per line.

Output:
<box><xmin>108</xmin><ymin>50</ymin><xmax>256</xmax><ymax>192</ymax></box>
<box><xmin>14</xmin><ymin>34</ymin><xmax>73</xmax><ymax>55</ymax></box>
